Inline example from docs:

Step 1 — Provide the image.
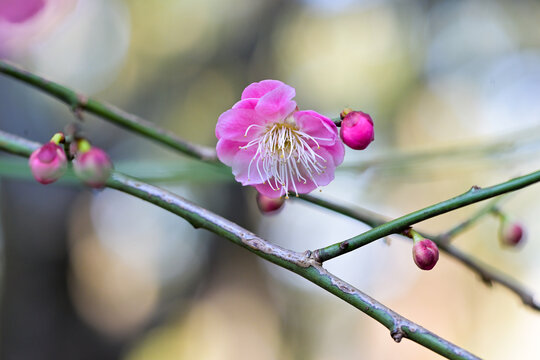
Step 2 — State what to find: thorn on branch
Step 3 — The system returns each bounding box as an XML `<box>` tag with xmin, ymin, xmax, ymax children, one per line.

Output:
<box><xmin>470</xmin><ymin>185</ymin><xmax>482</xmax><ymax>192</ymax></box>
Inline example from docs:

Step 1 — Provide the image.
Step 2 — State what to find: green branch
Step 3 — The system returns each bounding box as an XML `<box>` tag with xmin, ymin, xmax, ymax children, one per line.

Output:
<box><xmin>0</xmin><ymin>59</ymin><xmax>219</xmax><ymax>163</ymax></box>
<box><xmin>0</xmin><ymin>130</ymin><xmax>479</xmax><ymax>360</ymax></box>
<box><xmin>437</xmin><ymin>197</ymin><xmax>503</xmax><ymax>242</ymax></box>
<box><xmin>298</xmin><ymin>194</ymin><xmax>540</xmax><ymax>311</ymax></box>
<box><xmin>313</xmin><ymin>174</ymin><xmax>540</xmax><ymax>262</ymax></box>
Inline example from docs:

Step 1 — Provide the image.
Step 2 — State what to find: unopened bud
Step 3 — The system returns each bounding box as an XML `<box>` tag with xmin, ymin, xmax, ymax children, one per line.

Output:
<box><xmin>28</xmin><ymin>142</ymin><xmax>67</xmax><ymax>184</ymax></box>
<box><xmin>73</xmin><ymin>147</ymin><xmax>113</xmax><ymax>188</ymax></box>
<box><xmin>412</xmin><ymin>238</ymin><xmax>439</xmax><ymax>270</ymax></box>
<box><xmin>500</xmin><ymin>222</ymin><xmax>525</xmax><ymax>247</ymax></box>
<box><xmin>256</xmin><ymin>192</ymin><xmax>285</xmax><ymax>214</ymax></box>
<box><xmin>339</xmin><ymin>110</ymin><xmax>374</xmax><ymax>150</ymax></box>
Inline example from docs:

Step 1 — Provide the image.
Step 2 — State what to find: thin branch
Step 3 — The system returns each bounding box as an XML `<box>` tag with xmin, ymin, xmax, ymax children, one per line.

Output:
<box><xmin>437</xmin><ymin>197</ymin><xmax>503</xmax><ymax>243</ymax></box>
<box><xmin>0</xmin><ymin>130</ymin><xmax>480</xmax><ymax>360</ymax></box>
<box><xmin>339</xmin><ymin>124</ymin><xmax>540</xmax><ymax>172</ymax></box>
<box><xmin>312</xmin><ymin>174</ymin><xmax>540</xmax><ymax>262</ymax></box>
<box><xmin>0</xmin><ymin>59</ymin><xmax>219</xmax><ymax>163</ymax></box>
<box><xmin>298</xmin><ymin>194</ymin><xmax>540</xmax><ymax>311</ymax></box>
<box><xmin>439</xmin><ymin>245</ymin><xmax>540</xmax><ymax>311</ymax></box>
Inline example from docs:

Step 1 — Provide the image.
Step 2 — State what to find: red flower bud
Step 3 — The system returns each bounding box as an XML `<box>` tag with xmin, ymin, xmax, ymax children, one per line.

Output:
<box><xmin>28</xmin><ymin>142</ymin><xmax>67</xmax><ymax>184</ymax></box>
<box><xmin>500</xmin><ymin>222</ymin><xmax>525</xmax><ymax>247</ymax></box>
<box><xmin>339</xmin><ymin>110</ymin><xmax>374</xmax><ymax>150</ymax></box>
<box><xmin>412</xmin><ymin>238</ymin><xmax>439</xmax><ymax>270</ymax></box>
<box><xmin>256</xmin><ymin>192</ymin><xmax>285</xmax><ymax>214</ymax></box>
<box><xmin>73</xmin><ymin>147</ymin><xmax>113</xmax><ymax>188</ymax></box>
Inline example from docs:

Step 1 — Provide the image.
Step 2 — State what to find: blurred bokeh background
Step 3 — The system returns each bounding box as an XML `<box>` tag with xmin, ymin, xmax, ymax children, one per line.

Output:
<box><xmin>1</xmin><ymin>0</ymin><xmax>540</xmax><ymax>359</ymax></box>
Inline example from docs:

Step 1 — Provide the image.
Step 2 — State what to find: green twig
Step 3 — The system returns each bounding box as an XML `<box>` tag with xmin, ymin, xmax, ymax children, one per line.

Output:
<box><xmin>437</xmin><ymin>197</ymin><xmax>504</xmax><ymax>243</ymax></box>
<box><xmin>0</xmin><ymin>130</ymin><xmax>480</xmax><ymax>360</ymax></box>
<box><xmin>298</xmin><ymin>195</ymin><xmax>540</xmax><ymax>311</ymax></box>
<box><xmin>0</xmin><ymin>59</ymin><xmax>219</xmax><ymax>163</ymax></box>
<box><xmin>313</xmin><ymin>175</ymin><xmax>540</xmax><ymax>262</ymax></box>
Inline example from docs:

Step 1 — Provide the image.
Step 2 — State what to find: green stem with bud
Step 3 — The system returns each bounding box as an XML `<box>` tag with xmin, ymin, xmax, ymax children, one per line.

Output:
<box><xmin>313</xmin><ymin>174</ymin><xmax>540</xmax><ymax>262</ymax></box>
<box><xmin>297</xmin><ymin>194</ymin><xmax>540</xmax><ymax>311</ymax></box>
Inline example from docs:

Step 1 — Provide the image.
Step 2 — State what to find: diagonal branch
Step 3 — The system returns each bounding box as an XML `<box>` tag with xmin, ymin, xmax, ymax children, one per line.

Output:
<box><xmin>312</xmin><ymin>173</ymin><xmax>540</xmax><ymax>262</ymax></box>
<box><xmin>0</xmin><ymin>59</ymin><xmax>218</xmax><ymax>163</ymax></box>
<box><xmin>298</xmin><ymin>194</ymin><xmax>540</xmax><ymax>311</ymax></box>
<box><xmin>0</xmin><ymin>130</ymin><xmax>480</xmax><ymax>360</ymax></box>
<box><xmin>437</xmin><ymin>197</ymin><xmax>503</xmax><ymax>243</ymax></box>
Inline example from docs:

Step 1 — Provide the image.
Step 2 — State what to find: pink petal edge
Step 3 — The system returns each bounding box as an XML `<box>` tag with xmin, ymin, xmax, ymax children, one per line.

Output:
<box><xmin>241</xmin><ymin>80</ymin><xmax>285</xmax><ymax>100</ymax></box>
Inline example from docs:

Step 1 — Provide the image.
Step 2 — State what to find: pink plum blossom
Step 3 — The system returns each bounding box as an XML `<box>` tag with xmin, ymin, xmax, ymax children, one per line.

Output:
<box><xmin>216</xmin><ymin>80</ymin><xmax>344</xmax><ymax>198</ymax></box>
<box><xmin>28</xmin><ymin>141</ymin><xmax>67</xmax><ymax>184</ymax></box>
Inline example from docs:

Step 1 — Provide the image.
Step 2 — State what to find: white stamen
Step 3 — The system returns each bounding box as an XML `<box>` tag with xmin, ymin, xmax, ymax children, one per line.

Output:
<box><xmin>244</xmin><ymin>119</ymin><xmax>331</xmax><ymax>197</ymax></box>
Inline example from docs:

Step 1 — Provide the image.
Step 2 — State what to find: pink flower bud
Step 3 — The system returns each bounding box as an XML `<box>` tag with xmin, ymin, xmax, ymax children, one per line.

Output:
<box><xmin>256</xmin><ymin>192</ymin><xmax>285</xmax><ymax>214</ymax></box>
<box><xmin>73</xmin><ymin>147</ymin><xmax>113</xmax><ymax>188</ymax></box>
<box><xmin>500</xmin><ymin>222</ymin><xmax>525</xmax><ymax>247</ymax></box>
<box><xmin>339</xmin><ymin>111</ymin><xmax>374</xmax><ymax>150</ymax></box>
<box><xmin>28</xmin><ymin>142</ymin><xmax>67</xmax><ymax>184</ymax></box>
<box><xmin>412</xmin><ymin>238</ymin><xmax>439</xmax><ymax>270</ymax></box>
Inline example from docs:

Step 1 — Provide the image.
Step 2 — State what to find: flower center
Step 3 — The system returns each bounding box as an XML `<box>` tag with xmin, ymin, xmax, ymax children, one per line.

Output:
<box><xmin>240</xmin><ymin>119</ymin><xmax>328</xmax><ymax>198</ymax></box>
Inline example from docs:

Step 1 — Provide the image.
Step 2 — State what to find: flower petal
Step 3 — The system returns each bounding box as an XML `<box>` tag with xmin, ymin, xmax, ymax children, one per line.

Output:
<box><xmin>322</xmin><ymin>141</ymin><xmax>345</xmax><ymax>167</ymax></box>
<box><xmin>232</xmin><ymin>146</ymin><xmax>269</xmax><ymax>185</ymax></box>
<box><xmin>241</xmin><ymin>80</ymin><xmax>285</xmax><ymax>100</ymax></box>
<box><xmin>232</xmin><ymin>98</ymin><xmax>258</xmax><ymax>110</ymax></box>
<box><xmin>255</xmin><ymin>182</ymin><xmax>285</xmax><ymax>199</ymax></box>
<box><xmin>216</xmin><ymin>138</ymin><xmax>244</xmax><ymax>166</ymax></box>
<box><xmin>294</xmin><ymin>110</ymin><xmax>338</xmax><ymax>147</ymax></box>
<box><xmin>292</xmin><ymin>147</ymin><xmax>337</xmax><ymax>194</ymax></box>
<box><xmin>255</xmin><ymin>84</ymin><xmax>297</xmax><ymax>120</ymax></box>
<box><xmin>215</xmin><ymin>108</ymin><xmax>265</xmax><ymax>141</ymax></box>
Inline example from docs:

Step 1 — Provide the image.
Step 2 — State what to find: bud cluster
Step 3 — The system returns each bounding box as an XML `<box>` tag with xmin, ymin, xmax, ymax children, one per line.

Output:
<box><xmin>28</xmin><ymin>132</ymin><xmax>112</xmax><ymax>188</ymax></box>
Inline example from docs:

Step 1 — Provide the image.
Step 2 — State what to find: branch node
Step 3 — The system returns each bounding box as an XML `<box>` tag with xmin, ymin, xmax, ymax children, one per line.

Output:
<box><xmin>470</xmin><ymin>185</ymin><xmax>482</xmax><ymax>192</ymax></box>
<box><xmin>391</xmin><ymin>327</ymin><xmax>405</xmax><ymax>343</ymax></box>
<box><xmin>312</xmin><ymin>249</ymin><xmax>322</xmax><ymax>264</ymax></box>
<box><xmin>401</xmin><ymin>227</ymin><xmax>413</xmax><ymax>238</ymax></box>
<box><xmin>339</xmin><ymin>241</ymin><xmax>349</xmax><ymax>250</ymax></box>
<box><xmin>70</xmin><ymin>94</ymin><xmax>88</xmax><ymax>120</ymax></box>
